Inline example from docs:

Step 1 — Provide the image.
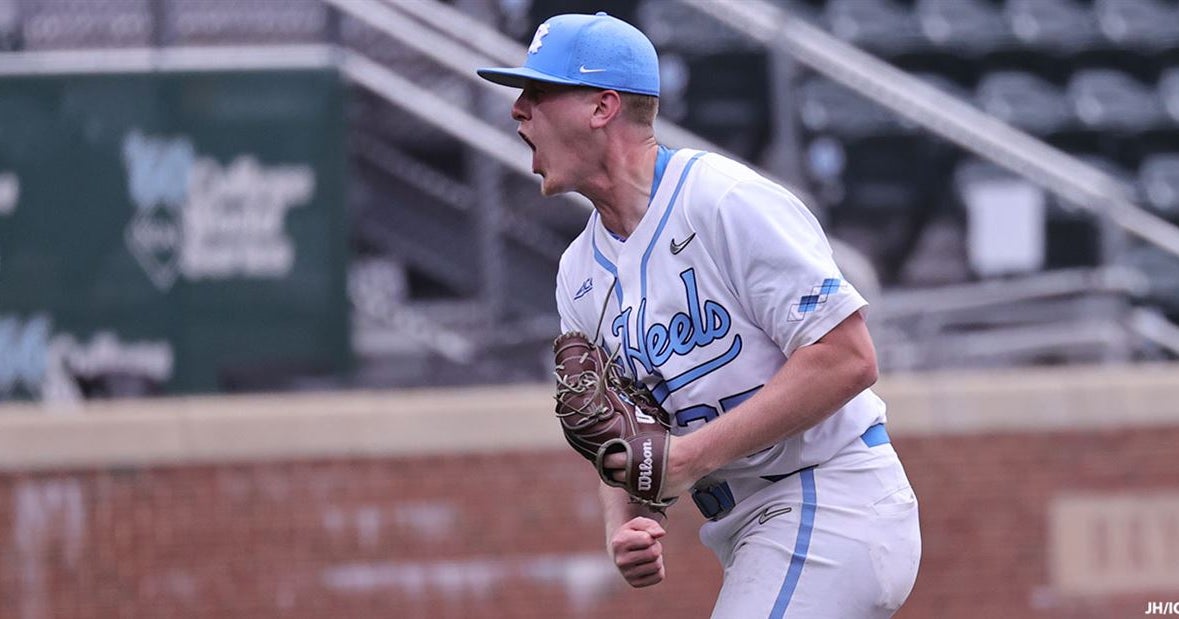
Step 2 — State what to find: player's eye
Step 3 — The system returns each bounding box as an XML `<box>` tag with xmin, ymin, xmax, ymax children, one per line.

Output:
<box><xmin>523</xmin><ymin>84</ymin><xmax>546</xmax><ymax>102</ymax></box>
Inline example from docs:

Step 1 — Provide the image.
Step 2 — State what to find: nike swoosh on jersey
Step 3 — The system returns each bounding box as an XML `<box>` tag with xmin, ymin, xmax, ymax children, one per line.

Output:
<box><xmin>757</xmin><ymin>505</ymin><xmax>793</xmax><ymax>524</ymax></box>
<box><xmin>669</xmin><ymin>233</ymin><xmax>696</xmax><ymax>255</ymax></box>
<box><xmin>578</xmin><ymin>65</ymin><xmax>607</xmax><ymax>73</ymax></box>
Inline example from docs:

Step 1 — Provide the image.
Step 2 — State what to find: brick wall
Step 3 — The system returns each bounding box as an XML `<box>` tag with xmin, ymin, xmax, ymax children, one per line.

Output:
<box><xmin>2</xmin><ymin>366</ymin><xmax>1177</xmax><ymax>618</ymax></box>
<box><xmin>0</xmin><ymin>452</ymin><xmax>719</xmax><ymax>619</ymax></box>
<box><xmin>899</xmin><ymin>428</ymin><xmax>1179</xmax><ymax>619</ymax></box>
<box><xmin>2</xmin><ymin>426</ymin><xmax>1177</xmax><ymax>619</ymax></box>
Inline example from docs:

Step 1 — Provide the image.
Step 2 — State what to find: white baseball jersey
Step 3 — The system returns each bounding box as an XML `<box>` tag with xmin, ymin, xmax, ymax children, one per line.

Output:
<box><xmin>555</xmin><ymin>147</ymin><xmax>920</xmax><ymax>618</ymax></box>
<box><xmin>555</xmin><ymin>147</ymin><xmax>886</xmax><ymax>483</ymax></box>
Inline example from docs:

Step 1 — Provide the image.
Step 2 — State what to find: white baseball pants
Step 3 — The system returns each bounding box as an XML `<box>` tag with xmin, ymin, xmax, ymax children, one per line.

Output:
<box><xmin>699</xmin><ymin>439</ymin><xmax>921</xmax><ymax>618</ymax></box>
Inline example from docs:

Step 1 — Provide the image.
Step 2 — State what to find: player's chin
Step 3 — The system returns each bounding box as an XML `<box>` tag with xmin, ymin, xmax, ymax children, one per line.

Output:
<box><xmin>538</xmin><ymin>176</ymin><xmax>570</xmax><ymax>197</ymax></box>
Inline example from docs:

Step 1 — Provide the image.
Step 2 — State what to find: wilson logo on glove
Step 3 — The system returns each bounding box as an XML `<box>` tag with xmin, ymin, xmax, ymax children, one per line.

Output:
<box><xmin>638</xmin><ymin>439</ymin><xmax>655</xmax><ymax>492</ymax></box>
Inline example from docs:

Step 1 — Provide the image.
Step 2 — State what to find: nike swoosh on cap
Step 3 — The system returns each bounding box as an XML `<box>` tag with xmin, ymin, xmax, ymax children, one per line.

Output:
<box><xmin>578</xmin><ymin>65</ymin><xmax>607</xmax><ymax>73</ymax></box>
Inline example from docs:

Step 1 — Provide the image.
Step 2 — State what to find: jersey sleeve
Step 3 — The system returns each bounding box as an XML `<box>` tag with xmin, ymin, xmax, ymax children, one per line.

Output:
<box><xmin>698</xmin><ymin>177</ymin><xmax>868</xmax><ymax>356</ymax></box>
<box><xmin>554</xmin><ymin>264</ymin><xmax>578</xmax><ymax>334</ymax></box>
<box><xmin>554</xmin><ymin>250</ymin><xmax>588</xmax><ymax>335</ymax></box>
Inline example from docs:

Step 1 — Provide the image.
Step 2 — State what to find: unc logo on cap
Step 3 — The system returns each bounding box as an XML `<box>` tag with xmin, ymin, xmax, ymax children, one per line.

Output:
<box><xmin>528</xmin><ymin>23</ymin><xmax>550</xmax><ymax>54</ymax></box>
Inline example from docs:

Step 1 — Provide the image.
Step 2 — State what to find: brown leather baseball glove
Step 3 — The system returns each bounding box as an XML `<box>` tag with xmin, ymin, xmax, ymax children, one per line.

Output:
<box><xmin>552</xmin><ymin>331</ymin><xmax>676</xmax><ymax>510</ymax></box>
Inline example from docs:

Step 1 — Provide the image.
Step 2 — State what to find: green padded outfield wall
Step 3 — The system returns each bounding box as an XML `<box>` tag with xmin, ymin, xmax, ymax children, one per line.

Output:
<box><xmin>0</xmin><ymin>68</ymin><xmax>350</xmax><ymax>401</ymax></box>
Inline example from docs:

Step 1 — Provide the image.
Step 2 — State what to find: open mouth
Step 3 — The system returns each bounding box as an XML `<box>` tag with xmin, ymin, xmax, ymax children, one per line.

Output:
<box><xmin>518</xmin><ymin>131</ymin><xmax>535</xmax><ymax>152</ymax></box>
<box><xmin>519</xmin><ymin>131</ymin><xmax>539</xmax><ymax>173</ymax></box>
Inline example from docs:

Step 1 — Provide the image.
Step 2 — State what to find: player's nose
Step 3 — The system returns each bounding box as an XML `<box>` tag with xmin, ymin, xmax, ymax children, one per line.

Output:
<box><xmin>511</xmin><ymin>91</ymin><xmax>530</xmax><ymax>122</ymax></box>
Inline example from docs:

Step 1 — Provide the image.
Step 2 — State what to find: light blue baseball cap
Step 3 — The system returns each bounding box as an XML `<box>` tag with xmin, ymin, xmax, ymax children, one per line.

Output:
<box><xmin>477</xmin><ymin>12</ymin><xmax>660</xmax><ymax>97</ymax></box>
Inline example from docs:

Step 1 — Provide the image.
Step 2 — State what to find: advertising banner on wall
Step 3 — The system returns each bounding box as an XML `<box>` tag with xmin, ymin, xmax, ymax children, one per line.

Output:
<box><xmin>0</xmin><ymin>67</ymin><xmax>349</xmax><ymax>401</ymax></box>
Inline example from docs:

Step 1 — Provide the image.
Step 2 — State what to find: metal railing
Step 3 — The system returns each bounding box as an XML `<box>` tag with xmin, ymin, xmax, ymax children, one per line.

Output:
<box><xmin>877</xmin><ymin>267</ymin><xmax>1149</xmax><ymax>318</ymax></box>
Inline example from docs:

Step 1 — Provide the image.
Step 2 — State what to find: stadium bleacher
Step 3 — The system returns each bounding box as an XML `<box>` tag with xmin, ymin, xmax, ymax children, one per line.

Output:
<box><xmin>2</xmin><ymin>0</ymin><xmax>1177</xmax><ymax>389</ymax></box>
<box><xmin>800</xmin><ymin>0</ymin><xmax>1177</xmax><ymax>290</ymax></box>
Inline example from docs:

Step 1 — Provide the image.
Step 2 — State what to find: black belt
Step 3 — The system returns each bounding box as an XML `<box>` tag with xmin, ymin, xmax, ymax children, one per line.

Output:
<box><xmin>691</xmin><ymin>423</ymin><xmax>890</xmax><ymax>520</ymax></box>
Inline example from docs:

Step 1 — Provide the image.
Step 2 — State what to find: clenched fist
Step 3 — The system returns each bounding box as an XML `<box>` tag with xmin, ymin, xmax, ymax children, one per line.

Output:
<box><xmin>608</xmin><ymin>517</ymin><xmax>666</xmax><ymax>588</ymax></box>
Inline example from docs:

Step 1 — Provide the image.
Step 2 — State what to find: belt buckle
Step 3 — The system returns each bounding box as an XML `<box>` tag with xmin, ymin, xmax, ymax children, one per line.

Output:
<box><xmin>691</xmin><ymin>480</ymin><xmax>736</xmax><ymax>521</ymax></box>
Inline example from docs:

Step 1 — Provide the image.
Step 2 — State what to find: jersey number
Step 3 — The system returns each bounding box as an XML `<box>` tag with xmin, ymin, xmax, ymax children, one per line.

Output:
<box><xmin>673</xmin><ymin>384</ymin><xmax>763</xmax><ymax>427</ymax></box>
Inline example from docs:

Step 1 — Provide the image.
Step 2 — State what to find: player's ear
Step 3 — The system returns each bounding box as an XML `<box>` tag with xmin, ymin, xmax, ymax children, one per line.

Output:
<box><xmin>589</xmin><ymin>89</ymin><xmax>623</xmax><ymax>129</ymax></box>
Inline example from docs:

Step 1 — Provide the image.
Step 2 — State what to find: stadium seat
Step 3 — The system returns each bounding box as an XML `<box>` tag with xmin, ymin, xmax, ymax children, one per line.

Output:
<box><xmin>1094</xmin><ymin>0</ymin><xmax>1179</xmax><ymax>55</ymax></box>
<box><xmin>992</xmin><ymin>0</ymin><xmax>1105</xmax><ymax>80</ymax></box>
<box><xmin>906</xmin><ymin>0</ymin><xmax>1022</xmax><ymax>86</ymax></box>
<box><xmin>1065</xmin><ymin>68</ymin><xmax>1172</xmax><ymax>166</ymax></box>
<box><xmin>916</xmin><ymin>0</ymin><xmax>1017</xmax><ymax>57</ymax></box>
<box><xmin>848</xmin><ymin>0</ymin><xmax>1004</xmax><ymax>86</ymax></box>
<box><xmin>1004</xmin><ymin>0</ymin><xmax>1104</xmax><ymax>53</ymax></box>
<box><xmin>975</xmin><ymin>70</ymin><xmax>1076</xmax><ymax>136</ymax></box>
<box><xmin>1065</xmin><ymin>0</ymin><xmax>1179</xmax><ymax>80</ymax></box>
<box><xmin>823</xmin><ymin>0</ymin><xmax>927</xmax><ymax>58</ymax></box>
<box><xmin>798</xmin><ymin>74</ymin><xmax>907</xmax><ymax>138</ymax></box>
<box><xmin>1138</xmin><ymin>153</ymin><xmax>1179</xmax><ymax>218</ymax></box>
<box><xmin>1160</xmin><ymin>67</ymin><xmax>1179</xmax><ymax>125</ymax></box>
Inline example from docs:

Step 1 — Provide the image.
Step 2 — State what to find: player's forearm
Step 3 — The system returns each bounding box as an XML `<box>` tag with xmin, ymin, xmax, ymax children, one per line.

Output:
<box><xmin>599</xmin><ymin>482</ymin><xmax>665</xmax><ymax>543</ymax></box>
<box><xmin>673</xmin><ymin>313</ymin><xmax>878</xmax><ymax>481</ymax></box>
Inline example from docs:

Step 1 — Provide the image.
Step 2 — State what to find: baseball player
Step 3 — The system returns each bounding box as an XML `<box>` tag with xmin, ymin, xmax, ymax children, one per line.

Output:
<box><xmin>479</xmin><ymin>12</ymin><xmax>921</xmax><ymax>618</ymax></box>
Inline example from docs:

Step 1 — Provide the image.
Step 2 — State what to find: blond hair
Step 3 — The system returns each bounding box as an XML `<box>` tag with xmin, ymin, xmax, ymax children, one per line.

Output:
<box><xmin>621</xmin><ymin>93</ymin><xmax>659</xmax><ymax>126</ymax></box>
